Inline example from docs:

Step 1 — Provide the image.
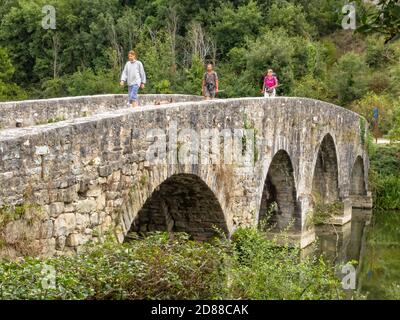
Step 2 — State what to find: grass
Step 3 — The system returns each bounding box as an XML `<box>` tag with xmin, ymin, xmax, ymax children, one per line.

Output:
<box><xmin>311</xmin><ymin>201</ymin><xmax>344</xmax><ymax>226</ymax></box>
<box><xmin>35</xmin><ymin>116</ymin><xmax>66</xmax><ymax>125</ymax></box>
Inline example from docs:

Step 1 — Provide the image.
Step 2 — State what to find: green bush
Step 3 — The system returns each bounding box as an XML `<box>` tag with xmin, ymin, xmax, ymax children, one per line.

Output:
<box><xmin>388</xmin><ymin>105</ymin><xmax>400</xmax><ymax>142</ymax></box>
<box><xmin>374</xmin><ymin>175</ymin><xmax>400</xmax><ymax>210</ymax></box>
<box><xmin>291</xmin><ymin>74</ymin><xmax>333</xmax><ymax>101</ymax></box>
<box><xmin>0</xmin><ymin>47</ymin><xmax>26</xmax><ymax>101</ymax></box>
<box><xmin>370</xmin><ymin>144</ymin><xmax>400</xmax><ymax>176</ymax></box>
<box><xmin>350</xmin><ymin>92</ymin><xmax>398</xmax><ymax>135</ymax></box>
<box><xmin>229</xmin><ymin>227</ymin><xmax>345</xmax><ymax>300</ymax></box>
<box><xmin>370</xmin><ymin>144</ymin><xmax>400</xmax><ymax>210</ymax></box>
<box><xmin>0</xmin><ymin>229</ymin><xmax>347</xmax><ymax>300</ymax></box>
<box><xmin>0</xmin><ymin>233</ymin><xmax>228</xmax><ymax>300</ymax></box>
<box><xmin>331</xmin><ymin>52</ymin><xmax>369</xmax><ymax>106</ymax></box>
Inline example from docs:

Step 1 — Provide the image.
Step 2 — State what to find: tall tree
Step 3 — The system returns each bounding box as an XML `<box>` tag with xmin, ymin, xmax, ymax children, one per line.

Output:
<box><xmin>357</xmin><ymin>0</ymin><xmax>400</xmax><ymax>43</ymax></box>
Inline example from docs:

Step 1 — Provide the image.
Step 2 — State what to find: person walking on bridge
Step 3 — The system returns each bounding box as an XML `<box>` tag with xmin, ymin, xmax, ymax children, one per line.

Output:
<box><xmin>120</xmin><ymin>50</ymin><xmax>147</xmax><ymax>108</ymax></box>
<box><xmin>202</xmin><ymin>63</ymin><xmax>219</xmax><ymax>100</ymax></box>
<box><xmin>262</xmin><ymin>69</ymin><xmax>278</xmax><ymax>98</ymax></box>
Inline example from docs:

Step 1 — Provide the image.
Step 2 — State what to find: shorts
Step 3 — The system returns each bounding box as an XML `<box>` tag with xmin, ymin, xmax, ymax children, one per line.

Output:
<box><xmin>264</xmin><ymin>88</ymin><xmax>276</xmax><ymax>98</ymax></box>
<box><xmin>204</xmin><ymin>86</ymin><xmax>216</xmax><ymax>98</ymax></box>
<box><xmin>128</xmin><ymin>84</ymin><xmax>139</xmax><ymax>102</ymax></box>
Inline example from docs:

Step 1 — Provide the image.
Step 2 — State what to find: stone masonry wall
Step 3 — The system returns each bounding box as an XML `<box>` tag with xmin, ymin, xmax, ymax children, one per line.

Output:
<box><xmin>0</xmin><ymin>94</ymin><xmax>203</xmax><ymax>129</ymax></box>
<box><xmin>0</xmin><ymin>96</ymin><xmax>370</xmax><ymax>256</ymax></box>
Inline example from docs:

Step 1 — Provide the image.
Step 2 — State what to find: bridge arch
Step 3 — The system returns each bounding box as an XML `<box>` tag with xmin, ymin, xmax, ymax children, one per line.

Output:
<box><xmin>122</xmin><ymin>173</ymin><xmax>228</xmax><ymax>241</ymax></box>
<box><xmin>350</xmin><ymin>156</ymin><xmax>367</xmax><ymax>196</ymax></box>
<box><xmin>258</xmin><ymin>150</ymin><xmax>301</xmax><ymax>231</ymax></box>
<box><xmin>311</xmin><ymin>133</ymin><xmax>340</xmax><ymax>204</ymax></box>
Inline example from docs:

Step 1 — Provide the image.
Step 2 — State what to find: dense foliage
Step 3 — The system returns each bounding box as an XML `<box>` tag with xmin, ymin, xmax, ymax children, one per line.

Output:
<box><xmin>357</xmin><ymin>0</ymin><xmax>400</xmax><ymax>44</ymax></box>
<box><xmin>369</xmin><ymin>143</ymin><xmax>400</xmax><ymax>210</ymax></box>
<box><xmin>0</xmin><ymin>230</ymin><xmax>345</xmax><ymax>300</ymax></box>
<box><xmin>0</xmin><ymin>0</ymin><xmax>399</xmax><ymax>137</ymax></box>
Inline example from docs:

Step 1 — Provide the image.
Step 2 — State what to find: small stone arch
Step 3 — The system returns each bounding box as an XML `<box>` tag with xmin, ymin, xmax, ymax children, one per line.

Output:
<box><xmin>350</xmin><ymin>156</ymin><xmax>367</xmax><ymax>196</ymax></box>
<box><xmin>311</xmin><ymin>133</ymin><xmax>340</xmax><ymax>204</ymax></box>
<box><xmin>258</xmin><ymin>150</ymin><xmax>300</xmax><ymax>231</ymax></box>
<box><xmin>124</xmin><ymin>173</ymin><xmax>228</xmax><ymax>241</ymax></box>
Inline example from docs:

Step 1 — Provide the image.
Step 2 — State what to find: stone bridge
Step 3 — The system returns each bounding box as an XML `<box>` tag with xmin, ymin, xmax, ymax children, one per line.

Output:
<box><xmin>0</xmin><ymin>94</ymin><xmax>372</xmax><ymax>256</ymax></box>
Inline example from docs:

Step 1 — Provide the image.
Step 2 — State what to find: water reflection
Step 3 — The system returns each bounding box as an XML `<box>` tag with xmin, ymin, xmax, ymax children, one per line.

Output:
<box><xmin>302</xmin><ymin>210</ymin><xmax>372</xmax><ymax>297</ymax></box>
<box><xmin>307</xmin><ymin>209</ymin><xmax>400</xmax><ymax>299</ymax></box>
<box><xmin>314</xmin><ymin>209</ymin><xmax>372</xmax><ymax>265</ymax></box>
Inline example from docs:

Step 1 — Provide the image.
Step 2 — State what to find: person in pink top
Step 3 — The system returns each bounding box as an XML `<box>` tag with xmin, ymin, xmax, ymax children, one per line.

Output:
<box><xmin>262</xmin><ymin>69</ymin><xmax>278</xmax><ymax>98</ymax></box>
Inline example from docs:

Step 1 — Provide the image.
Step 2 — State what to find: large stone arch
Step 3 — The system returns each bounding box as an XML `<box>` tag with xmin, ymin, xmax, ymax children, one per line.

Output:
<box><xmin>122</xmin><ymin>173</ymin><xmax>228</xmax><ymax>241</ymax></box>
<box><xmin>350</xmin><ymin>156</ymin><xmax>367</xmax><ymax>196</ymax></box>
<box><xmin>311</xmin><ymin>133</ymin><xmax>340</xmax><ymax>204</ymax></box>
<box><xmin>258</xmin><ymin>150</ymin><xmax>300</xmax><ymax>231</ymax></box>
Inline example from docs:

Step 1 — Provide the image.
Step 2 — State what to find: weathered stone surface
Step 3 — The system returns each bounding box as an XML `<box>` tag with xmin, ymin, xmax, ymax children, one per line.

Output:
<box><xmin>0</xmin><ymin>95</ymin><xmax>371</xmax><ymax>255</ymax></box>
<box><xmin>56</xmin><ymin>236</ymin><xmax>66</xmax><ymax>251</ymax></box>
<box><xmin>66</xmin><ymin>233</ymin><xmax>82</xmax><ymax>247</ymax></box>
<box><xmin>76</xmin><ymin>213</ymin><xmax>90</xmax><ymax>230</ymax></box>
<box><xmin>0</xmin><ymin>94</ymin><xmax>203</xmax><ymax>130</ymax></box>
<box><xmin>49</xmin><ymin>202</ymin><xmax>64</xmax><ymax>217</ymax></box>
<box><xmin>40</xmin><ymin>220</ymin><xmax>54</xmax><ymax>239</ymax></box>
<box><xmin>76</xmin><ymin>199</ymin><xmax>97</xmax><ymax>214</ymax></box>
<box><xmin>54</xmin><ymin>213</ymin><xmax>76</xmax><ymax>237</ymax></box>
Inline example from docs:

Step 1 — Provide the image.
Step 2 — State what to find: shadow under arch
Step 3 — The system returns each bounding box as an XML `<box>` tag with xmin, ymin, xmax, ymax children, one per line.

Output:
<box><xmin>350</xmin><ymin>156</ymin><xmax>367</xmax><ymax>196</ymax></box>
<box><xmin>125</xmin><ymin>173</ymin><xmax>228</xmax><ymax>241</ymax></box>
<box><xmin>258</xmin><ymin>150</ymin><xmax>301</xmax><ymax>231</ymax></box>
<box><xmin>311</xmin><ymin>133</ymin><xmax>340</xmax><ymax>204</ymax></box>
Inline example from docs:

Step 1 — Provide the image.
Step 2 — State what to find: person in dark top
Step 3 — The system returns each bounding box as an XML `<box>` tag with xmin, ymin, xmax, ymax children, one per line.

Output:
<box><xmin>202</xmin><ymin>63</ymin><xmax>219</xmax><ymax>100</ymax></box>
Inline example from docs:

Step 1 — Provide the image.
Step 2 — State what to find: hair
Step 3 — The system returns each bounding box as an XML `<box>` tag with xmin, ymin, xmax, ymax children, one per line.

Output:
<box><xmin>128</xmin><ymin>50</ymin><xmax>137</xmax><ymax>57</ymax></box>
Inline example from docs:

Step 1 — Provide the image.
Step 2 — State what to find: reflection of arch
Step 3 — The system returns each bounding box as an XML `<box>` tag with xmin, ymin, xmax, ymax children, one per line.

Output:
<box><xmin>125</xmin><ymin>174</ymin><xmax>228</xmax><ymax>241</ymax></box>
<box><xmin>259</xmin><ymin>150</ymin><xmax>300</xmax><ymax>231</ymax></box>
<box><xmin>350</xmin><ymin>156</ymin><xmax>367</xmax><ymax>196</ymax></box>
<box><xmin>312</xmin><ymin>134</ymin><xmax>340</xmax><ymax>204</ymax></box>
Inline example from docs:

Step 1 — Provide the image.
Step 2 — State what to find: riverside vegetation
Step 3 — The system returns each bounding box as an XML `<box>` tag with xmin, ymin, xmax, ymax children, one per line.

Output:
<box><xmin>1</xmin><ymin>143</ymin><xmax>399</xmax><ymax>300</ymax></box>
<box><xmin>0</xmin><ymin>230</ymin><xmax>345</xmax><ymax>300</ymax></box>
<box><xmin>357</xmin><ymin>142</ymin><xmax>400</xmax><ymax>299</ymax></box>
<box><xmin>0</xmin><ymin>0</ymin><xmax>399</xmax><ymax>300</ymax></box>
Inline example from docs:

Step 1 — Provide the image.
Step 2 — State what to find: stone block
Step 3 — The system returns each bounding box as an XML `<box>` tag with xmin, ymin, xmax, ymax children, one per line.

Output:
<box><xmin>54</xmin><ymin>213</ymin><xmax>76</xmax><ymax>237</ymax></box>
<box><xmin>76</xmin><ymin>199</ymin><xmax>97</xmax><ymax>214</ymax></box>
<box><xmin>49</xmin><ymin>202</ymin><xmax>64</xmax><ymax>217</ymax></box>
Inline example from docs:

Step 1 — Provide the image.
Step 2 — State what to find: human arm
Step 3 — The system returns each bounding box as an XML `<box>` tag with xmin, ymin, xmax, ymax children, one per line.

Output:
<box><xmin>120</xmin><ymin>63</ymin><xmax>127</xmax><ymax>86</ymax></box>
<box><xmin>139</xmin><ymin>61</ymin><xmax>146</xmax><ymax>89</ymax></box>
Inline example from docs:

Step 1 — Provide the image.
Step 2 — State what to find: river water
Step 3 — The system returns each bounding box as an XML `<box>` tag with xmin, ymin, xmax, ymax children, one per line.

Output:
<box><xmin>307</xmin><ymin>209</ymin><xmax>400</xmax><ymax>299</ymax></box>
